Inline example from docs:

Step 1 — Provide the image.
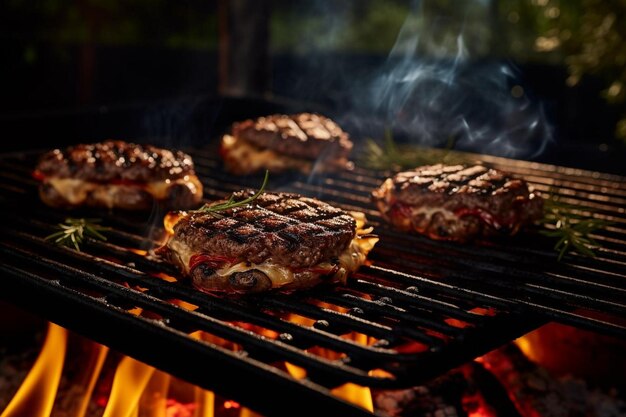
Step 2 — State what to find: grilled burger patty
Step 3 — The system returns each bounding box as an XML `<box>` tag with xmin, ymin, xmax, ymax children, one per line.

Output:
<box><xmin>372</xmin><ymin>164</ymin><xmax>543</xmax><ymax>241</ymax></box>
<box><xmin>220</xmin><ymin>113</ymin><xmax>353</xmax><ymax>175</ymax></box>
<box><xmin>157</xmin><ymin>192</ymin><xmax>377</xmax><ymax>294</ymax></box>
<box><xmin>34</xmin><ymin>140</ymin><xmax>203</xmax><ymax>210</ymax></box>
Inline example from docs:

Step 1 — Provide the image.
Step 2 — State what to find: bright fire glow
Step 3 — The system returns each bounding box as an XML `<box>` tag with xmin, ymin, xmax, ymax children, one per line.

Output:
<box><xmin>189</xmin><ymin>330</ymin><xmax>216</xmax><ymax>417</ymax></box>
<box><xmin>70</xmin><ymin>340</ymin><xmax>109</xmax><ymax>417</ymax></box>
<box><xmin>102</xmin><ymin>356</ymin><xmax>156</xmax><ymax>417</ymax></box>
<box><xmin>4</xmin><ymin>304</ymin><xmax>376</xmax><ymax>416</ymax></box>
<box><xmin>239</xmin><ymin>407</ymin><xmax>262</xmax><ymax>417</ymax></box>
<box><xmin>467</xmin><ymin>407</ymin><xmax>497</xmax><ymax>417</ymax></box>
<box><xmin>283</xmin><ymin>327</ymin><xmax>374</xmax><ymax>413</ymax></box>
<box><xmin>193</xmin><ymin>387</ymin><xmax>214</xmax><ymax>417</ymax></box>
<box><xmin>1</xmin><ymin>323</ymin><xmax>67</xmax><ymax>417</ymax></box>
<box><xmin>139</xmin><ymin>370</ymin><xmax>171</xmax><ymax>417</ymax></box>
<box><xmin>514</xmin><ymin>334</ymin><xmax>536</xmax><ymax>361</ymax></box>
<box><xmin>331</xmin><ymin>383</ymin><xmax>374</xmax><ymax>412</ymax></box>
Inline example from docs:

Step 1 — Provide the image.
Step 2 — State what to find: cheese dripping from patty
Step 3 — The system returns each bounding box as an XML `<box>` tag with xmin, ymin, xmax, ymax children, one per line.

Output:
<box><xmin>46</xmin><ymin>175</ymin><xmax>202</xmax><ymax>208</ymax></box>
<box><xmin>163</xmin><ymin>210</ymin><xmax>378</xmax><ymax>288</ymax></box>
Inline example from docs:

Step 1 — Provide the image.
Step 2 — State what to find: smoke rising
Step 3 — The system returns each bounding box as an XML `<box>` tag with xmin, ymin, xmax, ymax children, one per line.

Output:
<box><xmin>278</xmin><ymin>0</ymin><xmax>553</xmax><ymax>160</ymax></box>
<box><xmin>345</xmin><ymin>0</ymin><xmax>552</xmax><ymax>159</ymax></box>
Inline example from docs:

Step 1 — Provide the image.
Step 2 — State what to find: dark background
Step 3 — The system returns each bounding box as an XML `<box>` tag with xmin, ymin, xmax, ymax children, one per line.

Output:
<box><xmin>1</xmin><ymin>0</ymin><xmax>625</xmax><ymax>174</ymax></box>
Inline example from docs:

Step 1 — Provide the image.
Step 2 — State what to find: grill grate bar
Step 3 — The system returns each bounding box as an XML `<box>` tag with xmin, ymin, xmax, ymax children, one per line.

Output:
<box><xmin>0</xmin><ymin>264</ymin><xmax>377</xmax><ymax>417</ymax></box>
<box><xmin>2</xmin><ymin>147</ymin><xmax>626</xmax><ymax>416</ymax></box>
<box><xmin>1</xmin><ymin>213</ymin><xmax>532</xmax><ymax>376</ymax></box>
<box><xmin>0</xmin><ymin>237</ymin><xmax>391</xmax><ymax>385</ymax></box>
<box><xmin>357</xmin><ymin>265</ymin><xmax>626</xmax><ymax>339</ymax></box>
<box><xmin>0</xmin><ymin>221</ymin><xmax>538</xmax><ymax>387</ymax></box>
<box><xmin>3</xmin><ymin>154</ymin><xmax>620</xmax><ymax>320</ymax></box>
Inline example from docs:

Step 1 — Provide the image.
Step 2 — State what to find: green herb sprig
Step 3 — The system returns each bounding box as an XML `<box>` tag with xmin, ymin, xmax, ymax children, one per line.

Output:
<box><xmin>539</xmin><ymin>191</ymin><xmax>612</xmax><ymax>261</ymax></box>
<box><xmin>360</xmin><ymin>133</ymin><xmax>612</xmax><ymax>260</ymax></box>
<box><xmin>360</xmin><ymin>130</ymin><xmax>467</xmax><ymax>170</ymax></box>
<box><xmin>45</xmin><ymin>218</ymin><xmax>109</xmax><ymax>251</ymax></box>
<box><xmin>195</xmin><ymin>170</ymin><xmax>269</xmax><ymax>216</ymax></box>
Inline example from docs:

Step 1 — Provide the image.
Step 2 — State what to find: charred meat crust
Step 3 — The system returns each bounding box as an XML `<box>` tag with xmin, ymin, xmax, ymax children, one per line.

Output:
<box><xmin>372</xmin><ymin>164</ymin><xmax>543</xmax><ymax>241</ymax></box>
<box><xmin>231</xmin><ymin>113</ymin><xmax>353</xmax><ymax>160</ymax></box>
<box><xmin>36</xmin><ymin>140</ymin><xmax>196</xmax><ymax>183</ymax></box>
<box><xmin>35</xmin><ymin>140</ymin><xmax>203</xmax><ymax>210</ymax></box>
<box><xmin>169</xmin><ymin>192</ymin><xmax>357</xmax><ymax>269</ymax></box>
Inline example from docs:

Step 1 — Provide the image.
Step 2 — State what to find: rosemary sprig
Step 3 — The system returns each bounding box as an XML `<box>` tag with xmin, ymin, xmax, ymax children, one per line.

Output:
<box><xmin>360</xmin><ymin>130</ymin><xmax>467</xmax><ymax>170</ymax></box>
<box><xmin>195</xmin><ymin>170</ymin><xmax>269</xmax><ymax>215</ymax></box>
<box><xmin>539</xmin><ymin>191</ymin><xmax>612</xmax><ymax>261</ymax></box>
<box><xmin>360</xmin><ymin>133</ymin><xmax>612</xmax><ymax>260</ymax></box>
<box><xmin>45</xmin><ymin>218</ymin><xmax>109</xmax><ymax>251</ymax></box>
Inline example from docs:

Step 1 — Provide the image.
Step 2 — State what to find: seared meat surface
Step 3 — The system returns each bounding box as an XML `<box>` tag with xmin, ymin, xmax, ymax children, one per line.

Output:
<box><xmin>170</xmin><ymin>192</ymin><xmax>356</xmax><ymax>267</ymax></box>
<box><xmin>158</xmin><ymin>192</ymin><xmax>377</xmax><ymax>294</ymax></box>
<box><xmin>221</xmin><ymin>113</ymin><xmax>353</xmax><ymax>175</ymax></box>
<box><xmin>35</xmin><ymin>140</ymin><xmax>203</xmax><ymax>210</ymax></box>
<box><xmin>233</xmin><ymin>113</ymin><xmax>352</xmax><ymax>160</ymax></box>
<box><xmin>372</xmin><ymin>164</ymin><xmax>543</xmax><ymax>241</ymax></box>
<box><xmin>37</xmin><ymin>140</ymin><xmax>195</xmax><ymax>182</ymax></box>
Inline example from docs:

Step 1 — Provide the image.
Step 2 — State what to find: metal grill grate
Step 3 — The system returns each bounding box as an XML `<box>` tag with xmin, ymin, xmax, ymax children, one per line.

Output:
<box><xmin>0</xmin><ymin>148</ymin><xmax>625</xmax><ymax>417</ymax></box>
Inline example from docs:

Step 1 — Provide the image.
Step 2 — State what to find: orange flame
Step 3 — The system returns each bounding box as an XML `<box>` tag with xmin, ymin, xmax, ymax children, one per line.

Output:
<box><xmin>239</xmin><ymin>407</ymin><xmax>262</xmax><ymax>417</ymax></box>
<box><xmin>1</xmin><ymin>323</ymin><xmax>67</xmax><ymax>417</ymax></box>
<box><xmin>283</xmin><ymin>325</ymin><xmax>374</xmax><ymax>412</ymax></box>
<box><xmin>66</xmin><ymin>340</ymin><xmax>109</xmax><ymax>417</ymax></box>
<box><xmin>102</xmin><ymin>356</ymin><xmax>156</xmax><ymax>417</ymax></box>
<box><xmin>139</xmin><ymin>370</ymin><xmax>171</xmax><ymax>417</ymax></box>
<box><xmin>192</xmin><ymin>387</ymin><xmax>214</xmax><ymax>417</ymax></box>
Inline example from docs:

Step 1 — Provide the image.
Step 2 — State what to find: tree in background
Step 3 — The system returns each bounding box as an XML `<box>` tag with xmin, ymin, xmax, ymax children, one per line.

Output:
<box><xmin>563</xmin><ymin>0</ymin><xmax>626</xmax><ymax>140</ymax></box>
<box><xmin>502</xmin><ymin>0</ymin><xmax>626</xmax><ymax>141</ymax></box>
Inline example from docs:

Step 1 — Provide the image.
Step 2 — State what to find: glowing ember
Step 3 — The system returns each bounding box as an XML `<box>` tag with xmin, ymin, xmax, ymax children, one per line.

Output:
<box><xmin>444</xmin><ymin>318</ymin><xmax>470</xmax><ymax>329</ymax></box>
<box><xmin>223</xmin><ymin>400</ymin><xmax>239</xmax><ymax>409</ymax></box>
<box><xmin>164</xmin><ymin>399</ymin><xmax>197</xmax><ymax>417</ymax></box>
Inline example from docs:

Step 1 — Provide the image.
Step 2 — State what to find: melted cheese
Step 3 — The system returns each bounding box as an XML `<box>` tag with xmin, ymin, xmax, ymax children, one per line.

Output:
<box><xmin>216</xmin><ymin>260</ymin><xmax>296</xmax><ymax>287</ymax></box>
<box><xmin>167</xmin><ymin>212</ymin><xmax>379</xmax><ymax>288</ymax></box>
<box><xmin>48</xmin><ymin>178</ymin><xmax>97</xmax><ymax>204</ymax></box>
<box><xmin>145</xmin><ymin>175</ymin><xmax>202</xmax><ymax>200</ymax></box>
<box><xmin>411</xmin><ymin>206</ymin><xmax>457</xmax><ymax>222</ymax></box>
<box><xmin>168</xmin><ymin>239</ymin><xmax>195</xmax><ymax>273</ymax></box>
<box><xmin>46</xmin><ymin>175</ymin><xmax>202</xmax><ymax>207</ymax></box>
<box><xmin>212</xmin><ymin>232</ymin><xmax>377</xmax><ymax>288</ymax></box>
<box><xmin>221</xmin><ymin>135</ymin><xmax>312</xmax><ymax>174</ymax></box>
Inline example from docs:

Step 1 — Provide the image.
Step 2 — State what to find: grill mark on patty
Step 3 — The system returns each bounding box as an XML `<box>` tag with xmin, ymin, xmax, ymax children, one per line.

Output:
<box><xmin>190</xmin><ymin>194</ymin><xmax>352</xmax><ymax>245</ymax></box>
<box><xmin>231</xmin><ymin>113</ymin><xmax>353</xmax><ymax>161</ymax></box>
<box><xmin>277</xmin><ymin>230</ymin><xmax>301</xmax><ymax>250</ymax></box>
<box><xmin>37</xmin><ymin>140</ymin><xmax>196</xmax><ymax>183</ymax></box>
<box><xmin>394</xmin><ymin>164</ymin><xmax>515</xmax><ymax>196</ymax></box>
<box><xmin>226</xmin><ymin>228</ymin><xmax>260</xmax><ymax>244</ymax></box>
<box><xmin>174</xmin><ymin>192</ymin><xmax>357</xmax><ymax>266</ymax></box>
<box><xmin>373</xmin><ymin>164</ymin><xmax>544</xmax><ymax>241</ymax></box>
<box><xmin>231</xmin><ymin>202</ymin><xmax>349</xmax><ymax>236</ymax></box>
<box><xmin>293</xmin><ymin>114</ymin><xmax>334</xmax><ymax>141</ymax></box>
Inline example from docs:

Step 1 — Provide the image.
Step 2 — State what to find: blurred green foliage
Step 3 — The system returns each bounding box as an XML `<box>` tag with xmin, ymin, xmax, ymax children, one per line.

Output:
<box><xmin>270</xmin><ymin>1</ymin><xmax>409</xmax><ymax>53</ymax></box>
<box><xmin>1</xmin><ymin>0</ymin><xmax>217</xmax><ymax>49</ymax></box>
<box><xmin>1</xmin><ymin>0</ymin><xmax>624</xmax><ymax>139</ymax></box>
<box><xmin>269</xmin><ymin>0</ymin><xmax>626</xmax><ymax>140</ymax></box>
